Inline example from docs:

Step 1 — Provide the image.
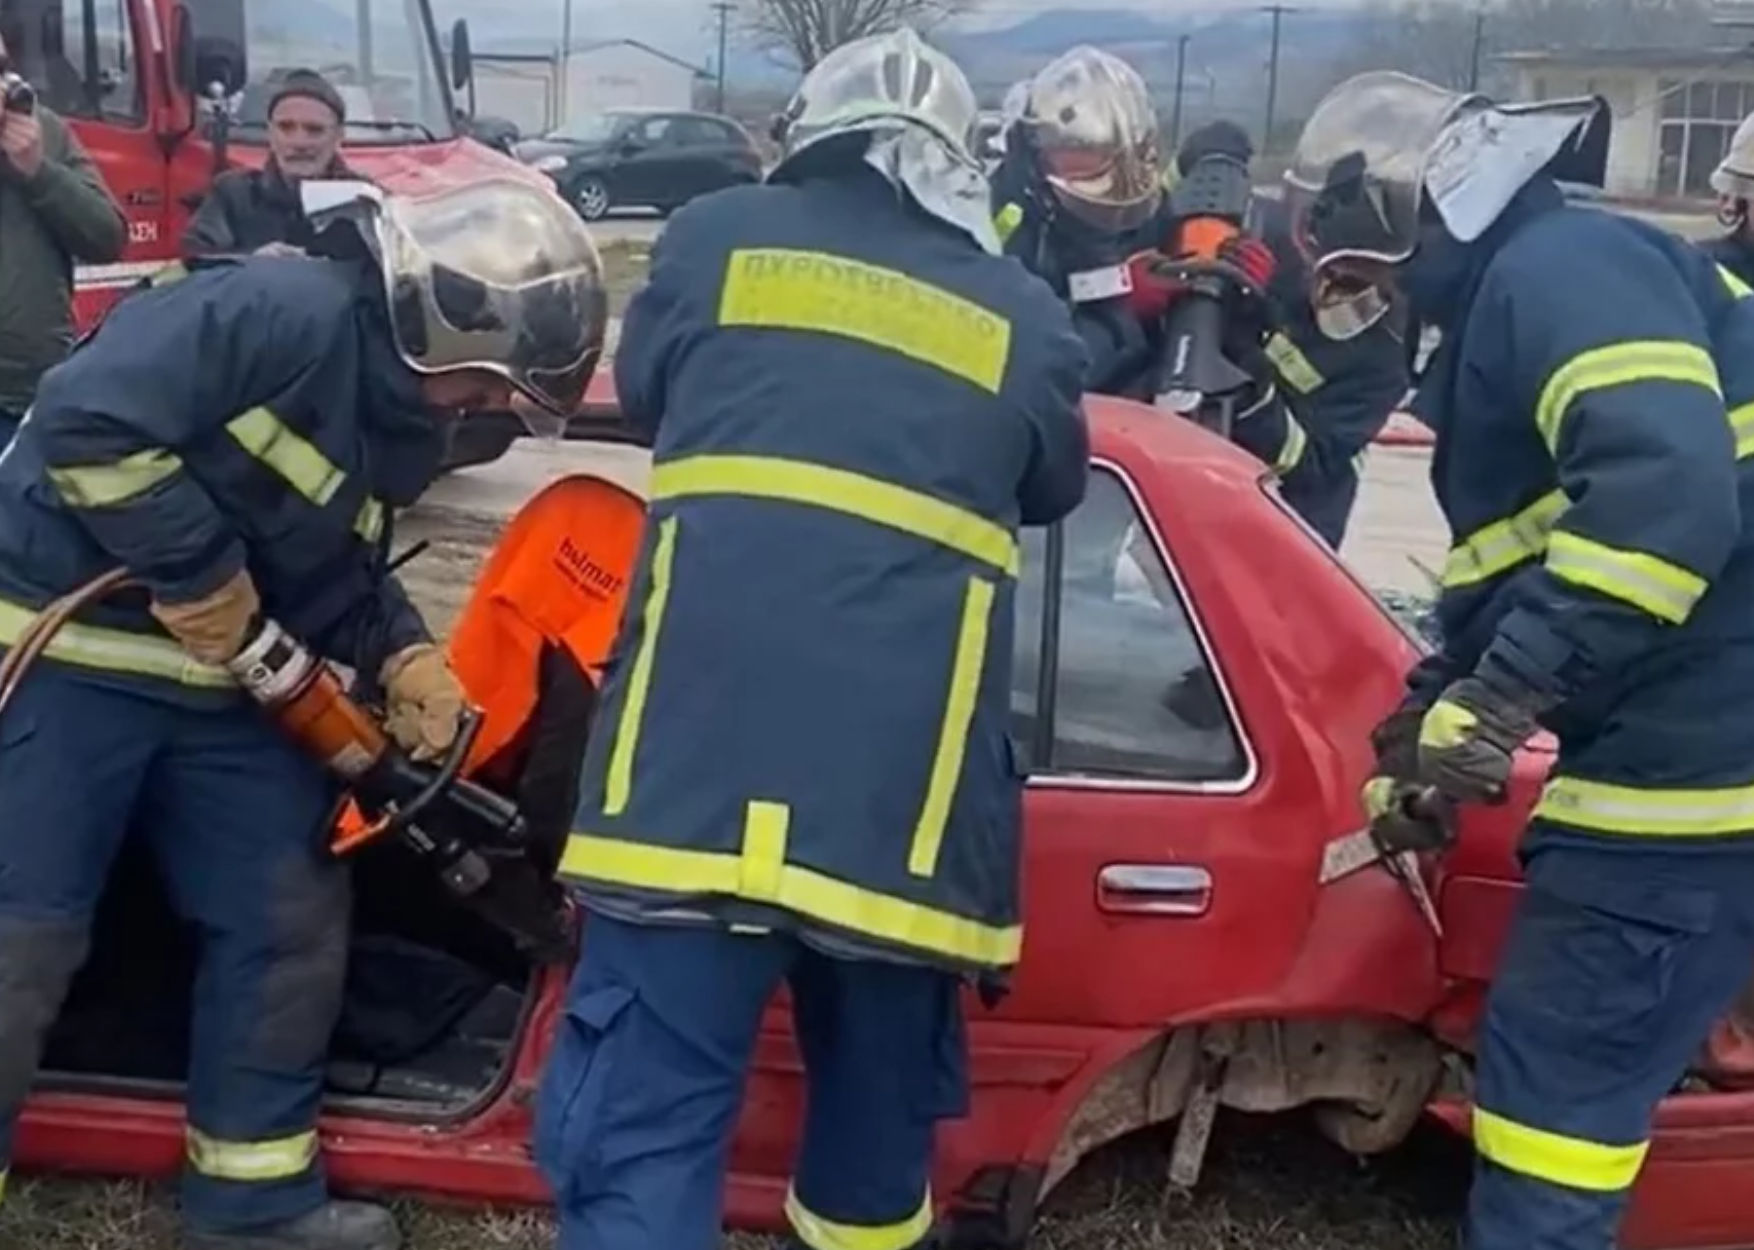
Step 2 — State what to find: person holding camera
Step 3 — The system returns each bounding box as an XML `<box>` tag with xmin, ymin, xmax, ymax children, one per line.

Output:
<box><xmin>182</xmin><ymin>69</ymin><xmax>356</xmax><ymax>260</ymax></box>
<box><xmin>0</xmin><ymin>26</ymin><xmax>126</xmax><ymax>444</ymax></box>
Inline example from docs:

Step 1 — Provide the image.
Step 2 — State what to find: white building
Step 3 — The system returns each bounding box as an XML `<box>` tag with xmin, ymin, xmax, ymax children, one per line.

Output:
<box><xmin>470</xmin><ymin>40</ymin><xmax>708</xmax><ymax>136</ymax></box>
<box><xmin>1501</xmin><ymin>48</ymin><xmax>1754</xmax><ymax>199</ymax></box>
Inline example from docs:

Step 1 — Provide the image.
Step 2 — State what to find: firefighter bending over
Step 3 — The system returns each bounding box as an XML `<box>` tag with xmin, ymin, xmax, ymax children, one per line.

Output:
<box><xmin>536</xmin><ymin>28</ymin><xmax>1088</xmax><ymax>1250</ymax></box>
<box><xmin>1307</xmin><ymin>72</ymin><xmax>1754</xmax><ymax>1250</ymax></box>
<box><xmin>0</xmin><ymin>179</ymin><xmax>604</xmax><ymax>1250</ymax></box>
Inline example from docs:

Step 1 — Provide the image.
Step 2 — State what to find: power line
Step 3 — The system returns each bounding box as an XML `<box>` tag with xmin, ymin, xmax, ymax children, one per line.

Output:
<box><xmin>712</xmin><ymin>1</ymin><xmax>734</xmax><ymax>112</ymax></box>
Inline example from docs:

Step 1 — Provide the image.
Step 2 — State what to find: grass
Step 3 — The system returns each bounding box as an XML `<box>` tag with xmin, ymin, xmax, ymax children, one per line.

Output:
<box><xmin>0</xmin><ymin>1113</ymin><xmax>1471</xmax><ymax>1248</ymax></box>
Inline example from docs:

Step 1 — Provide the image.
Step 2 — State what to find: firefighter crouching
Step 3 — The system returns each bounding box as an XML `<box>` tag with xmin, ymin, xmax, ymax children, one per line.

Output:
<box><xmin>1706</xmin><ymin>110</ymin><xmax>1754</xmax><ymax>289</ymax></box>
<box><xmin>1299</xmin><ymin>72</ymin><xmax>1754</xmax><ymax>1250</ymax></box>
<box><xmin>536</xmin><ymin>28</ymin><xmax>1088</xmax><ymax>1250</ymax></box>
<box><xmin>0</xmin><ymin>180</ymin><xmax>604</xmax><ymax>1249</ymax></box>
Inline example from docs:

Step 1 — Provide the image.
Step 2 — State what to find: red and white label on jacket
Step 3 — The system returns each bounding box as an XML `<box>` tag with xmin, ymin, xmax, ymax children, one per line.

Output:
<box><xmin>1067</xmin><ymin>263</ymin><xmax>1133</xmax><ymax>304</ymax></box>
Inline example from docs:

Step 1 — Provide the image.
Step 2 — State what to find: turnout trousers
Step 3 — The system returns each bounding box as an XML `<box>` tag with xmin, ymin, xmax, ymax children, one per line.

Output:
<box><xmin>535</xmin><ymin>910</ymin><xmax>970</xmax><ymax>1250</ymax></box>
<box><xmin>0</xmin><ymin>664</ymin><xmax>346</xmax><ymax>1231</ymax></box>
<box><xmin>1468</xmin><ymin>834</ymin><xmax>1754</xmax><ymax>1250</ymax></box>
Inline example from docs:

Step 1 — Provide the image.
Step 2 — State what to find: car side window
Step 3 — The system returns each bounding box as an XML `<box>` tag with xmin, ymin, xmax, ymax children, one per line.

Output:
<box><xmin>636</xmin><ymin>116</ymin><xmax>675</xmax><ymax>145</ymax></box>
<box><xmin>2</xmin><ymin>0</ymin><xmax>142</xmax><ymax>123</ymax></box>
<box><xmin>1012</xmin><ymin>469</ymin><xmax>1246</xmax><ymax>782</ymax></box>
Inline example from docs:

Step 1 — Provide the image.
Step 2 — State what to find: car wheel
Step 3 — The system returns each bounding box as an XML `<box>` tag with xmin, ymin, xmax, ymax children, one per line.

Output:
<box><xmin>573</xmin><ymin>177</ymin><xmax>611</xmax><ymax>221</ymax></box>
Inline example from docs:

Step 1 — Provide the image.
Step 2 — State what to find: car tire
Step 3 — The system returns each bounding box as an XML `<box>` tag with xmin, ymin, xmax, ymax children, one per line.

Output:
<box><xmin>573</xmin><ymin>177</ymin><xmax>612</xmax><ymax>221</ymax></box>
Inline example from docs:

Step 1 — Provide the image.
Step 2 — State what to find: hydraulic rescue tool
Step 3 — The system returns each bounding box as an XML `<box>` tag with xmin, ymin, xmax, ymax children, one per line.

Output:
<box><xmin>1320</xmin><ymin>782</ymin><xmax>1453</xmax><ymax>935</ymax></box>
<box><xmin>0</xmin><ymin>570</ymin><xmax>574</xmax><ymax>963</ymax></box>
<box><xmin>1150</xmin><ymin>150</ymin><xmax>1268</xmax><ymax>436</ymax></box>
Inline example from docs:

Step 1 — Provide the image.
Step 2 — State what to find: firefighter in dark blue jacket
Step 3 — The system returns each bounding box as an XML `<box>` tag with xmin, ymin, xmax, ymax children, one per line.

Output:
<box><xmin>1705</xmin><ymin>112</ymin><xmax>1754</xmax><ymax>288</ymax></box>
<box><xmin>1293</xmin><ymin>71</ymin><xmax>1754</xmax><ymax>1250</ymax></box>
<box><xmin>0</xmin><ymin>179</ymin><xmax>605</xmax><ymax>1250</ymax></box>
<box><xmin>535</xmin><ymin>28</ymin><xmax>1088</xmax><ymax>1250</ymax></box>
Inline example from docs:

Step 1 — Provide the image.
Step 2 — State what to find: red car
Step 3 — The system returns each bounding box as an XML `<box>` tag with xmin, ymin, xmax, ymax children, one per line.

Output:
<box><xmin>14</xmin><ymin>380</ymin><xmax>1753</xmax><ymax>1250</ymax></box>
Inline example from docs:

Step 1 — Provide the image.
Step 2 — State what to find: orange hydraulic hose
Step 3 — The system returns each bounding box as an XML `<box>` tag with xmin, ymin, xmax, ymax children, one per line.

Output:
<box><xmin>0</xmin><ymin>568</ymin><xmax>136</xmax><ymax>721</ymax></box>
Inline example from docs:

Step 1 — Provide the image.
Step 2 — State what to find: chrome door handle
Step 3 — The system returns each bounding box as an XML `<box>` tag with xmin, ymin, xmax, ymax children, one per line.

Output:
<box><xmin>1096</xmin><ymin>864</ymin><xmax>1213</xmax><ymax>917</ymax></box>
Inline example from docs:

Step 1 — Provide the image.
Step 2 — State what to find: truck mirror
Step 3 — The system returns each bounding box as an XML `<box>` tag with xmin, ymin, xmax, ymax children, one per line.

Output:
<box><xmin>450</xmin><ymin>19</ymin><xmax>474</xmax><ymax>92</ymax></box>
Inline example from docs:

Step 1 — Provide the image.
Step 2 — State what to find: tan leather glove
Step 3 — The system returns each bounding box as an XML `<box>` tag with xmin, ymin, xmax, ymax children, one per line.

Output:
<box><xmin>149</xmin><ymin>569</ymin><xmax>260</xmax><ymax>665</ymax></box>
<box><xmin>381</xmin><ymin>643</ymin><xmax>466</xmax><ymax>762</ymax></box>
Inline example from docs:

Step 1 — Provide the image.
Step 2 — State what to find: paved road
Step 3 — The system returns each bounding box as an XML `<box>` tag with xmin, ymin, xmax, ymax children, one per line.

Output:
<box><xmin>588</xmin><ymin>212</ymin><xmax>665</xmax><ymax>245</ymax></box>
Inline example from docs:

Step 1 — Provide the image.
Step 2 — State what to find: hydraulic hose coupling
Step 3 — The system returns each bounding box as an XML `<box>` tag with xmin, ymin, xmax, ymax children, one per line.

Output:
<box><xmin>227</xmin><ymin>618</ymin><xmax>390</xmax><ymax>780</ymax></box>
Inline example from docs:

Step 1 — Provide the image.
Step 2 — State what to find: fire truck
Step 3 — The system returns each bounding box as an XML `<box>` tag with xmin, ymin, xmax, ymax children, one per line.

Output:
<box><xmin>0</xmin><ymin>0</ymin><xmax>521</xmax><ymax>328</ymax></box>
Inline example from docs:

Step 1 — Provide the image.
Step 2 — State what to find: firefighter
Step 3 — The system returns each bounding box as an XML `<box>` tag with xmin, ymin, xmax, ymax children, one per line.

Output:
<box><xmin>536</xmin><ymin>27</ymin><xmax>1088</xmax><ymax>1250</ymax></box>
<box><xmin>0</xmin><ymin>179</ymin><xmax>604</xmax><ymax>1249</ymax></box>
<box><xmin>1297</xmin><ymin>71</ymin><xmax>1754</xmax><ymax>1250</ymax></box>
<box><xmin>1706</xmin><ymin>111</ymin><xmax>1754</xmax><ymax>288</ymax></box>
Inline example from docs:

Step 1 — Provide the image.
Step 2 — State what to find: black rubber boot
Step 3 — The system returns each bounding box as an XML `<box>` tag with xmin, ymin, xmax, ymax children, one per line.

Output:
<box><xmin>183</xmin><ymin>1200</ymin><xmax>401</xmax><ymax>1250</ymax></box>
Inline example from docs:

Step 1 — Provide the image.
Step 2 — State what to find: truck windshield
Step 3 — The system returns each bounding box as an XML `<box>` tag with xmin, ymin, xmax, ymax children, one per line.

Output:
<box><xmin>188</xmin><ymin>0</ymin><xmax>455</xmax><ymax>144</ymax></box>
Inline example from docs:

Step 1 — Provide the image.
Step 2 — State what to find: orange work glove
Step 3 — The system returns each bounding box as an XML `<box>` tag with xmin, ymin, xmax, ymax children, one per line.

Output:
<box><xmin>381</xmin><ymin>643</ymin><xmax>467</xmax><ymax>762</ymax></box>
<box><xmin>150</xmin><ymin>569</ymin><xmax>260</xmax><ymax>665</ymax></box>
<box><xmin>1123</xmin><ymin>250</ymin><xmax>1187</xmax><ymax>321</ymax></box>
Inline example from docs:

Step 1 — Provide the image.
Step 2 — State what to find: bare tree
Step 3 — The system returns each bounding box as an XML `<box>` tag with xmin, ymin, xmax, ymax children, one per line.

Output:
<box><xmin>741</xmin><ymin>0</ymin><xmax>974</xmax><ymax>71</ymax></box>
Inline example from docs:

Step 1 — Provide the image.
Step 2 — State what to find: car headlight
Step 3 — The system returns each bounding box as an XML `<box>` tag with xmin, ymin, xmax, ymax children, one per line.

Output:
<box><xmin>530</xmin><ymin>154</ymin><xmax>568</xmax><ymax>174</ymax></box>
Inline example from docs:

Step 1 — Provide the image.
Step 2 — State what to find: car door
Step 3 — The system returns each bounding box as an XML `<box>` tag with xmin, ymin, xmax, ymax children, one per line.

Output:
<box><xmin>613</xmin><ymin>114</ymin><xmax>684</xmax><ymax>206</ymax></box>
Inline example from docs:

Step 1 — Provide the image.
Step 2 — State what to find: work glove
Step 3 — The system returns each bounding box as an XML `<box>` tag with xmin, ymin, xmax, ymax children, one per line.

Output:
<box><xmin>1123</xmin><ymin>250</ymin><xmax>1186</xmax><ymax>321</ymax></box>
<box><xmin>1361</xmin><ymin>775</ymin><xmax>1456</xmax><ymax>855</ymax></box>
<box><xmin>1218</xmin><ymin>235</ymin><xmax>1277</xmax><ymax>292</ymax></box>
<box><xmin>381</xmin><ymin>643</ymin><xmax>467</xmax><ymax>762</ymax></box>
<box><xmin>1370</xmin><ymin>704</ymin><xmax>1426</xmax><ymax>781</ymax></box>
<box><xmin>1417</xmin><ymin>675</ymin><xmax>1543</xmax><ymax>805</ymax></box>
<box><xmin>150</xmin><ymin>568</ymin><xmax>260</xmax><ymax>665</ymax></box>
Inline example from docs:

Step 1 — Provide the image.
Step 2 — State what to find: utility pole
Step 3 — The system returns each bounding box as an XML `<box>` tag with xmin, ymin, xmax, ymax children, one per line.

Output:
<box><xmin>1467</xmin><ymin>8</ymin><xmax>1487</xmax><ymax>92</ymax></box>
<box><xmin>558</xmin><ymin>0</ymin><xmax>574</xmax><ymax>127</ymax></box>
<box><xmin>1171</xmin><ymin>33</ymin><xmax>1190</xmax><ymax>150</ymax></box>
<box><xmin>1261</xmin><ymin>4</ymin><xmax>1295</xmax><ymax>154</ymax></box>
<box><xmin>712</xmin><ymin>0</ymin><xmax>734</xmax><ymax>113</ymax></box>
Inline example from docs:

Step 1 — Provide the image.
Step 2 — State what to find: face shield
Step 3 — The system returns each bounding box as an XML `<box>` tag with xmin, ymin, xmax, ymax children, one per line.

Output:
<box><xmin>303</xmin><ymin>178</ymin><xmax>608</xmax><ymax>439</ymax></box>
<box><xmin>1020</xmin><ymin>46</ymin><xmax>1162</xmax><ymax>234</ymax></box>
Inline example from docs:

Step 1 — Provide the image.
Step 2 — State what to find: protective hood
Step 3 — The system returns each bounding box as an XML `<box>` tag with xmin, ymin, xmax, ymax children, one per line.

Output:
<box><xmin>1423</xmin><ymin>95</ymin><xmax>1608</xmax><ymax>243</ymax></box>
<box><xmin>860</xmin><ymin>121</ymin><xmax>1001</xmax><ymax>254</ymax></box>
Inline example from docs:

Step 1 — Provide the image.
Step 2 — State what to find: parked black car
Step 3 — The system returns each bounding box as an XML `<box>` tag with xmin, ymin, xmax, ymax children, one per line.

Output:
<box><xmin>514</xmin><ymin>108</ymin><xmax>763</xmax><ymax>220</ymax></box>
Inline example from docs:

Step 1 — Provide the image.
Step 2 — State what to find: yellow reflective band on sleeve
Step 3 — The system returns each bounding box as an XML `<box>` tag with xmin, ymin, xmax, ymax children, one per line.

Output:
<box><xmin>1720</xmin><ymin>264</ymin><xmax>1752</xmax><ymax>299</ymax></box>
<box><xmin>1535</xmin><ymin>775</ymin><xmax>1754</xmax><ymax>837</ymax></box>
<box><xmin>354</xmin><ymin>497</ymin><xmax>385</xmax><ymax>544</ymax></box>
<box><xmin>603</xmin><ymin>516</ymin><xmax>677</xmax><ymax>817</ymax></box>
<box><xmin>225</xmin><ymin>407</ymin><xmax>347</xmax><ymax>507</ymax></box>
<box><xmin>909</xmin><ymin>577</ymin><xmax>996</xmax><ymax>878</ymax></box>
<box><xmin>185</xmin><ymin>1128</ymin><xmax>319</xmax><ymax>1183</ymax></box>
<box><xmin>994</xmin><ymin>202</ymin><xmax>1023</xmax><ymax>245</ymax></box>
<box><xmin>1274</xmin><ymin>413</ymin><xmax>1309</xmax><ymax>474</ymax></box>
<box><xmin>651</xmin><ymin>454</ymin><xmax>1019</xmax><ymax>577</ymax></box>
<box><xmin>0</xmin><ymin>593</ymin><xmax>234</xmax><ymax>688</ymax></box>
<box><xmin>1265</xmin><ymin>332</ymin><xmax>1325</xmax><ymax>395</ymax></box>
<box><xmin>1420</xmin><ymin>699</ymin><xmax>1478</xmax><ymax>750</ymax></box>
<box><xmin>785</xmin><ymin>1184</ymin><xmax>934</xmax><ymax>1250</ymax></box>
<box><xmin>1534</xmin><ymin>340</ymin><xmax>1721</xmax><ymax>453</ymax></box>
<box><xmin>559</xmin><ymin>832</ymin><xmax>1023</xmax><ymax>968</ymax></box>
<box><xmin>47</xmin><ymin>447</ymin><xmax>184</xmax><ymax>508</ymax></box>
<box><xmin>1729</xmin><ymin>400</ymin><xmax>1754</xmax><ymax>459</ymax></box>
<box><xmin>1441</xmin><ymin>489</ymin><xmax>1568</xmax><ymax>589</ymax></box>
<box><xmin>1473</xmin><ymin>1107</ymin><xmax>1647</xmax><ymax>1193</ymax></box>
<box><xmin>1546</xmin><ymin>530</ymin><xmax>1706</xmax><ymax>625</ymax></box>
<box><xmin>718</xmin><ymin>248</ymin><xmax>1012</xmax><ymax>393</ymax></box>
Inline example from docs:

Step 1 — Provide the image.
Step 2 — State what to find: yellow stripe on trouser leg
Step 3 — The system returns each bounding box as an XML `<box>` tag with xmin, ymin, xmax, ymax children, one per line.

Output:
<box><xmin>603</xmin><ymin>516</ymin><xmax>678</xmax><ymax>816</ymax></box>
<box><xmin>908</xmin><ymin>577</ymin><xmax>996</xmax><ymax>878</ymax></box>
<box><xmin>185</xmin><ymin>1128</ymin><xmax>320</xmax><ymax>1182</ymax></box>
<box><xmin>785</xmin><ymin>1185</ymin><xmax>934</xmax><ymax>1250</ymax></box>
<box><xmin>1472</xmin><ymin>1107</ymin><xmax>1648</xmax><ymax>1193</ymax></box>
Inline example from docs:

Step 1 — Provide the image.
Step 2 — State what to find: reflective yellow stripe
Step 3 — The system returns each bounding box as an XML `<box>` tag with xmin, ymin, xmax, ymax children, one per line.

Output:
<box><xmin>1720</xmin><ymin>263</ymin><xmax>1752</xmax><ymax>299</ymax></box>
<box><xmin>0</xmin><ymin>1166</ymin><xmax>7</xmax><ymax>1203</ymax></box>
<box><xmin>1265</xmin><ymin>332</ymin><xmax>1325</xmax><ymax>395</ymax></box>
<box><xmin>185</xmin><ymin>1128</ymin><xmax>319</xmax><ymax>1183</ymax></box>
<box><xmin>1274</xmin><ymin>413</ymin><xmax>1309</xmax><ymax>474</ymax></box>
<box><xmin>909</xmin><ymin>577</ymin><xmax>995</xmax><ymax>878</ymax></box>
<box><xmin>354</xmin><ymin>497</ymin><xmax>385</xmax><ymax>544</ymax></box>
<box><xmin>994</xmin><ymin>202</ymin><xmax>1023</xmax><ymax>246</ymax></box>
<box><xmin>1473</xmin><ymin>1107</ymin><xmax>1647</xmax><ymax>1192</ymax></box>
<box><xmin>1441</xmin><ymin>489</ymin><xmax>1568</xmax><ymax>589</ymax></box>
<box><xmin>559</xmin><ymin>832</ymin><xmax>1022</xmax><ymax>967</ymax></box>
<box><xmin>718</xmin><ymin>247</ymin><xmax>1012</xmax><ymax>393</ymax></box>
<box><xmin>650</xmin><ymin>454</ymin><xmax>1018</xmax><ymax>576</ymax></box>
<box><xmin>47</xmin><ymin>447</ymin><xmax>184</xmax><ymax>508</ymax></box>
<box><xmin>150</xmin><ymin>261</ymin><xmax>189</xmax><ymax>287</ymax></box>
<box><xmin>1730</xmin><ymin>400</ymin><xmax>1754</xmax><ymax>458</ymax></box>
<box><xmin>1534</xmin><ymin>340</ymin><xmax>1721</xmax><ymax>453</ymax></box>
<box><xmin>1536</xmin><ymin>775</ymin><xmax>1754</xmax><ymax>837</ymax></box>
<box><xmin>785</xmin><ymin>1184</ymin><xmax>933</xmax><ymax>1250</ymax></box>
<box><xmin>1420</xmin><ymin>698</ymin><xmax>1478</xmax><ymax>750</ymax></box>
<box><xmin>226</xmin><ymin>407</ymin><xmax>346</xmax><ymax>507</ymax></box>
<box><xmin>741</xmin><ymin>800</ymin><xmax>789</xmax><ymax>903</ymax></box>
<box><xmin>603</xmin><ymin>516</ymin><xmax>677</xmax><ymax>816</ymax></box>
<box><xmin>1546</xmin><ymin>530</ymin><xmax>1705</xmax><ymax>624</ymax></box>
<box><xmin>0</xmin><ymin>593</ymin><xmax>233</xmax><ymax>688</ymax></box>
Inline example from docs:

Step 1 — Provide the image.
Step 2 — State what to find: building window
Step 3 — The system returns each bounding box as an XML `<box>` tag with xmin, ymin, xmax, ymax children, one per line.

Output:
<box><xmin>1657</xmin><ymin>77</ymin><xmax>1754</xmax><ymax>196</ymax></box>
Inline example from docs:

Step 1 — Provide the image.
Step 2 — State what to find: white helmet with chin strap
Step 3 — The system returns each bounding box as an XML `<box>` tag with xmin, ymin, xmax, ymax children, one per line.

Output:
<box><xmin>1713</xmin><ymin>111</ymin><xmax>1754</xmax><ymax>226</ymax></box>
<box><xmin>1286</xmin><ymin>70</ymin><xmax>1608</xmax><ymax>339</ymax></box>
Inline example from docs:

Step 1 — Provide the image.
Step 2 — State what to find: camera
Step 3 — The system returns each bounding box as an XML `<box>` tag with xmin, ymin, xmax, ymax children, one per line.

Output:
<box><xmin>1</xmin><ymin>72</ymin><xmax>36</xmax><ymax>115</ymax></box>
